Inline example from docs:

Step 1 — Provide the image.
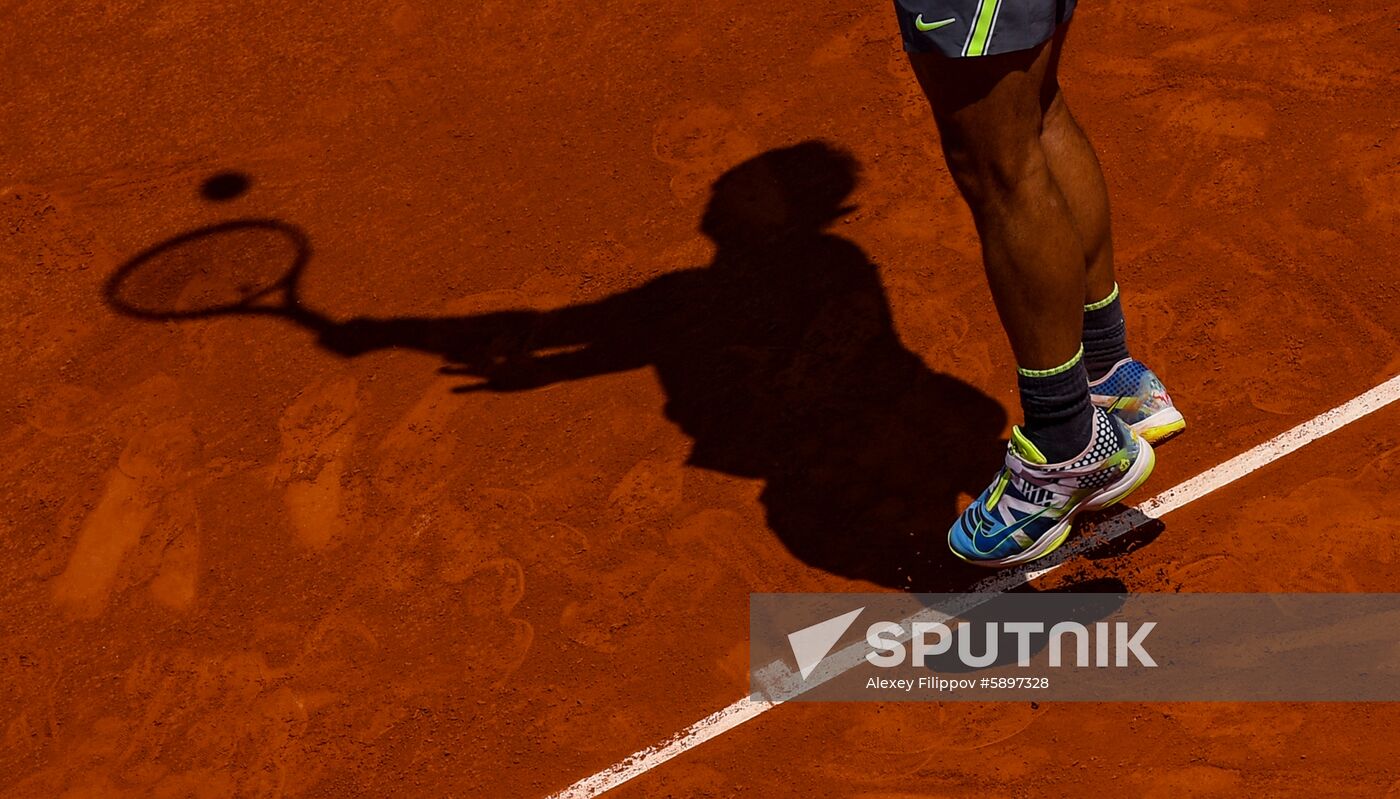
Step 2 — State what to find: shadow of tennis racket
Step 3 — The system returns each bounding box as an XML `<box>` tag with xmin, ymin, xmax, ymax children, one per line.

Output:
<box><xmin>106</xmin><ymin>218</ymin><xmax>541</xmax><ymax>389</ymax></box>
<box><xmin>105</xmin><ymin>218</ymin><xmax>332</xmax><ymax>332</ymax></box>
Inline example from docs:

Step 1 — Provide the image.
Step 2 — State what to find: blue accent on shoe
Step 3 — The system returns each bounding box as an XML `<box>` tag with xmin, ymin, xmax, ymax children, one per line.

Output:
<box><xmin>948</xmin><ymin>408</ymin><xmax>1154</xmax><ymax>567</ymax></box>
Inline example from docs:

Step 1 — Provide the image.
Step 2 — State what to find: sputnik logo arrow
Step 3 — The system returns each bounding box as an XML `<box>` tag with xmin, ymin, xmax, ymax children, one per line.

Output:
<box><xmin>787</xmin><ymin>607</ymin><xmax>864</xmax><ymax>679</ymax></box>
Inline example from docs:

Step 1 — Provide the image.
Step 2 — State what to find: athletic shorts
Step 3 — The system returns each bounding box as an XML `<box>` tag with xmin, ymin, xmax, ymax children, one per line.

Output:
<box><xmin>894</xmin><ymin>0</ymin><xmax>1076</xmax><ymax>58</ymax></box>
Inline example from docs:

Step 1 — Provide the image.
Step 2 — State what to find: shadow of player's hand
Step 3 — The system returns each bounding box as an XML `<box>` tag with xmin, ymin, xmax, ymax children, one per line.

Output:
<box><xmin>438</xmin><ymin>353</ymin><xmax>558</xmax><ymax>393</ymax></box>
<box><xmin>317</xmin><ymin>317</ymin><xmax>393</xmax><ymax>356</ymax></box>
<box><xmin>439</xmin><ymin>363</ymin><xmax>515</xmax><ymax>393</ymax></box>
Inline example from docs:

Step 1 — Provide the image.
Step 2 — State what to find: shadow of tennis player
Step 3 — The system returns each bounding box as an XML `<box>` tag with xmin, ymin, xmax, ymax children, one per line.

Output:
<box><xmin>108</xmin><ymin>142</ymin><xmax>1018</xmax><ymax>591</ymax></box>
<box><xmin>321</xmin><ymin>142</ymin><xmax>1011</xmax><ymax>589</ymax></box>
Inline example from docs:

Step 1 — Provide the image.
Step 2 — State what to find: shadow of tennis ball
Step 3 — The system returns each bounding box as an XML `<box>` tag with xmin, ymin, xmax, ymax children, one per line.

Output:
<box><xmin>201</xmin><ymin>171</ymin><xmax>251</xmax><ymax>202</ymax></box>
<box><xmin>108</xmin><ymin>220</ymin><xmax>307</xmax><ymax>319</ymax></box>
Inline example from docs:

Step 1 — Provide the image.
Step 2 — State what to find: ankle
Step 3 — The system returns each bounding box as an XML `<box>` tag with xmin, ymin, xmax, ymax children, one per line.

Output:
<box><xmin>1083</xmin><ymin>284</ymin><xmax>1130</xmax><ymax>380</ymax></box>
<box><xmin>1018</xmin><ymin>347</ymin><xmax>1094</xmax><ymax>463</ymax></box>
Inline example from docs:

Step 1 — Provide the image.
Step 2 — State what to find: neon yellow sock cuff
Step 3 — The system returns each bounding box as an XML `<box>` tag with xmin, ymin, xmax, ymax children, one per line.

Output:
<box><xmin>1017</xmin><ymin>345</ymin><xmax>1084</xmax><ymax>378</ymax></box>
<box><xmin>1084</xmin><ymin>283</ymin><xmax>1120</xmax><ymax>312</ymax></box>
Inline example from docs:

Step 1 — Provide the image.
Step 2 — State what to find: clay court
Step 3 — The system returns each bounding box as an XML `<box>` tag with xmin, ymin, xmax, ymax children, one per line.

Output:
<box><xmin>4</xmin><ymin>0</ymin><xmax>1400</xmax><ymax>795</ymax></box>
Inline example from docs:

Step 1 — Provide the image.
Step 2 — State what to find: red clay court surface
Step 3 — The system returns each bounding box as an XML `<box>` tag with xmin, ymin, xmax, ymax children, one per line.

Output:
<box><xmin>4</xmin><ymin>1</ymin><xmax>1400</xmax><ymax>796</ymax></box>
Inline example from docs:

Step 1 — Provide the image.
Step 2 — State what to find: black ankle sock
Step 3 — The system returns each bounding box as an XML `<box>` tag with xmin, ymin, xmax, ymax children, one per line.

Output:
<box><xmin>1082</xmin><ymin>284</ymin><xmax>1130</xmax><ymax>381</ymax></box>
<box><xmin>1018</xmin><ymin>349</ymin><xmax>1094</xmax><ymax>463</ymax></box>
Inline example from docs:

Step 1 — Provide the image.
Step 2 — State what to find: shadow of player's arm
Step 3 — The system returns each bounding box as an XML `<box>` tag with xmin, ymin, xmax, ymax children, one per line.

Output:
<box><xmin>316</xmin><ymin>287</ymin><xmax>658</xmax><ymax>391</ymax></box>
<box><xmin>316</xmin><ymin>310</ymin><xmax>540</xmax><ymax>361</ymax></box>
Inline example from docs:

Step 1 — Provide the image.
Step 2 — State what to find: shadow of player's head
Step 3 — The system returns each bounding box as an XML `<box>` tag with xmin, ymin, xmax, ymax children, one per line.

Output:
<box><xmin>700</xmin><ymin>140</ymin><xmax>859</xmax><ymax>248</ymax></box>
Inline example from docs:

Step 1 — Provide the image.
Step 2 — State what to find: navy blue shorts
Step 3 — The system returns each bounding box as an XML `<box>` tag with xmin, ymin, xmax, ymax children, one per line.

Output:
<box><xmin>894</xmin><ymin>0</ymin><xmax>1076</xmax><ymax>57</ymax></box>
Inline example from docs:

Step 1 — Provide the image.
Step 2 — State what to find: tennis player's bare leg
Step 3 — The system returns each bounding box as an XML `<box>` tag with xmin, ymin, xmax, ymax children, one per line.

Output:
<box><xmin>909</xmin><ymin>41</ymin><xmax>1084</xmax><ymax>375</ymax></box>
<box><xmin>909</xmin><ymin>38</ymin><xmax>1102</xmax><ymax>465</ymax></box>
<box><xmin>1039</xmin><ymin>68</ymin><xmax>1115</xmax><ymax>302</ymax></box>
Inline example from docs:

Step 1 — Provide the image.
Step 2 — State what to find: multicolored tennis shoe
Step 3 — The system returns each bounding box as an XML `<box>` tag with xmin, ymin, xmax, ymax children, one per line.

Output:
<box><xmin>1090</xmin><ymin>357</ymin><xmax>1185</xmax><ymax>444</ymax></box>
<box><xmin>949</xmin><ymin>407</ymin><xmax>1156</xmax><ymax>567</ymax></box>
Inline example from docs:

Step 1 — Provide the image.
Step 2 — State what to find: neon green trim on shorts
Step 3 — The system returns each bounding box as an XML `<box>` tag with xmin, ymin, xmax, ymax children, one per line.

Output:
<box><xmin>1084</xmin><ymin>283</ymin><xmax>1120</xmax><ymax>312</ymax></box>
<box><xmin>965</xmin><ymin>0</ymin><xmax>1000</xmax><ymax>57</ymax></box>
<box><xmin>1017</xmin><ymin>345</ymin><xmax>1084</xmax><ymax>378</ymax></box>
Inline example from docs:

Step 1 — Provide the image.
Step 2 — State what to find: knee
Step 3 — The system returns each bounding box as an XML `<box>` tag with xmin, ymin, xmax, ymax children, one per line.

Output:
<box><xmin>937</xmin><ymin>125</ymin><xmax>1050</xmax><ymax>212</ymax></box>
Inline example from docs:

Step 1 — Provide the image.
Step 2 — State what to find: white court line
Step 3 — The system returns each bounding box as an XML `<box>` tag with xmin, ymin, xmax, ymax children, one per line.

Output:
<box><xmin>549</xmin><ymin>372</ymin><xmax>1400</xmax><ymax>799</ymax></box>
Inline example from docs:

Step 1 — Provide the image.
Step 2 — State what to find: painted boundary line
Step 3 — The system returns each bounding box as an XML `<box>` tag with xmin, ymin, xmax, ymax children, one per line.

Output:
<box><xmin>549</xmin><ymin>373</ymin><xmax>1400</xmax><ymax>799</ymax></box>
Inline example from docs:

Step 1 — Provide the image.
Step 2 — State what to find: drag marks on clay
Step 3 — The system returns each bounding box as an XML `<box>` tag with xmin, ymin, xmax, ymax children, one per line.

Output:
<box><xmin>50</xmin><ymin>419</ymin><xmax>201</xmax><ymax>618</ymax></box>
<box><xmin>364</xmin><ymin>556</ymin><xmax>534</xmax><ymax>691</ymax></box>
<box><xmin>32</xmin><ymin>507</ymin><xmax>540</xmax><ymax>794</ymax></box>
<box><xmin>454</xmin><ymin>557</ymin><xmax>534</xmax><ymax>690</ymax></box>
<box><xmin>270</xmin><ymin>375</ymin><xmax>364</xmax><ymax>550</ymax></box>
<box><xmin>142</xmin><ymin>490</ymin><xmax>203</xmax><ymax>611</ymax></box>
<box><xmin>74</xmin><ymin>648</ymin><xmax>310</xmax><ymax>797</ymax></box>
<box><xmin>336</xmin><ymin>483</ymin><xmax>539</xmax><ymax>688</ymax></box>
<box><xmin>371</xmin><ymin>376</ymin><xmax>476</xmax><ymax>487</ymax></box>
<box><xmin>608</xmin><ymin>458</ymin><xmax>686</xmax><ymax>523</ymax></box>
<box><xmin>559</xmin><ymin>545</ymin><xmax>669</xmax><ymax>655</ymax></box>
